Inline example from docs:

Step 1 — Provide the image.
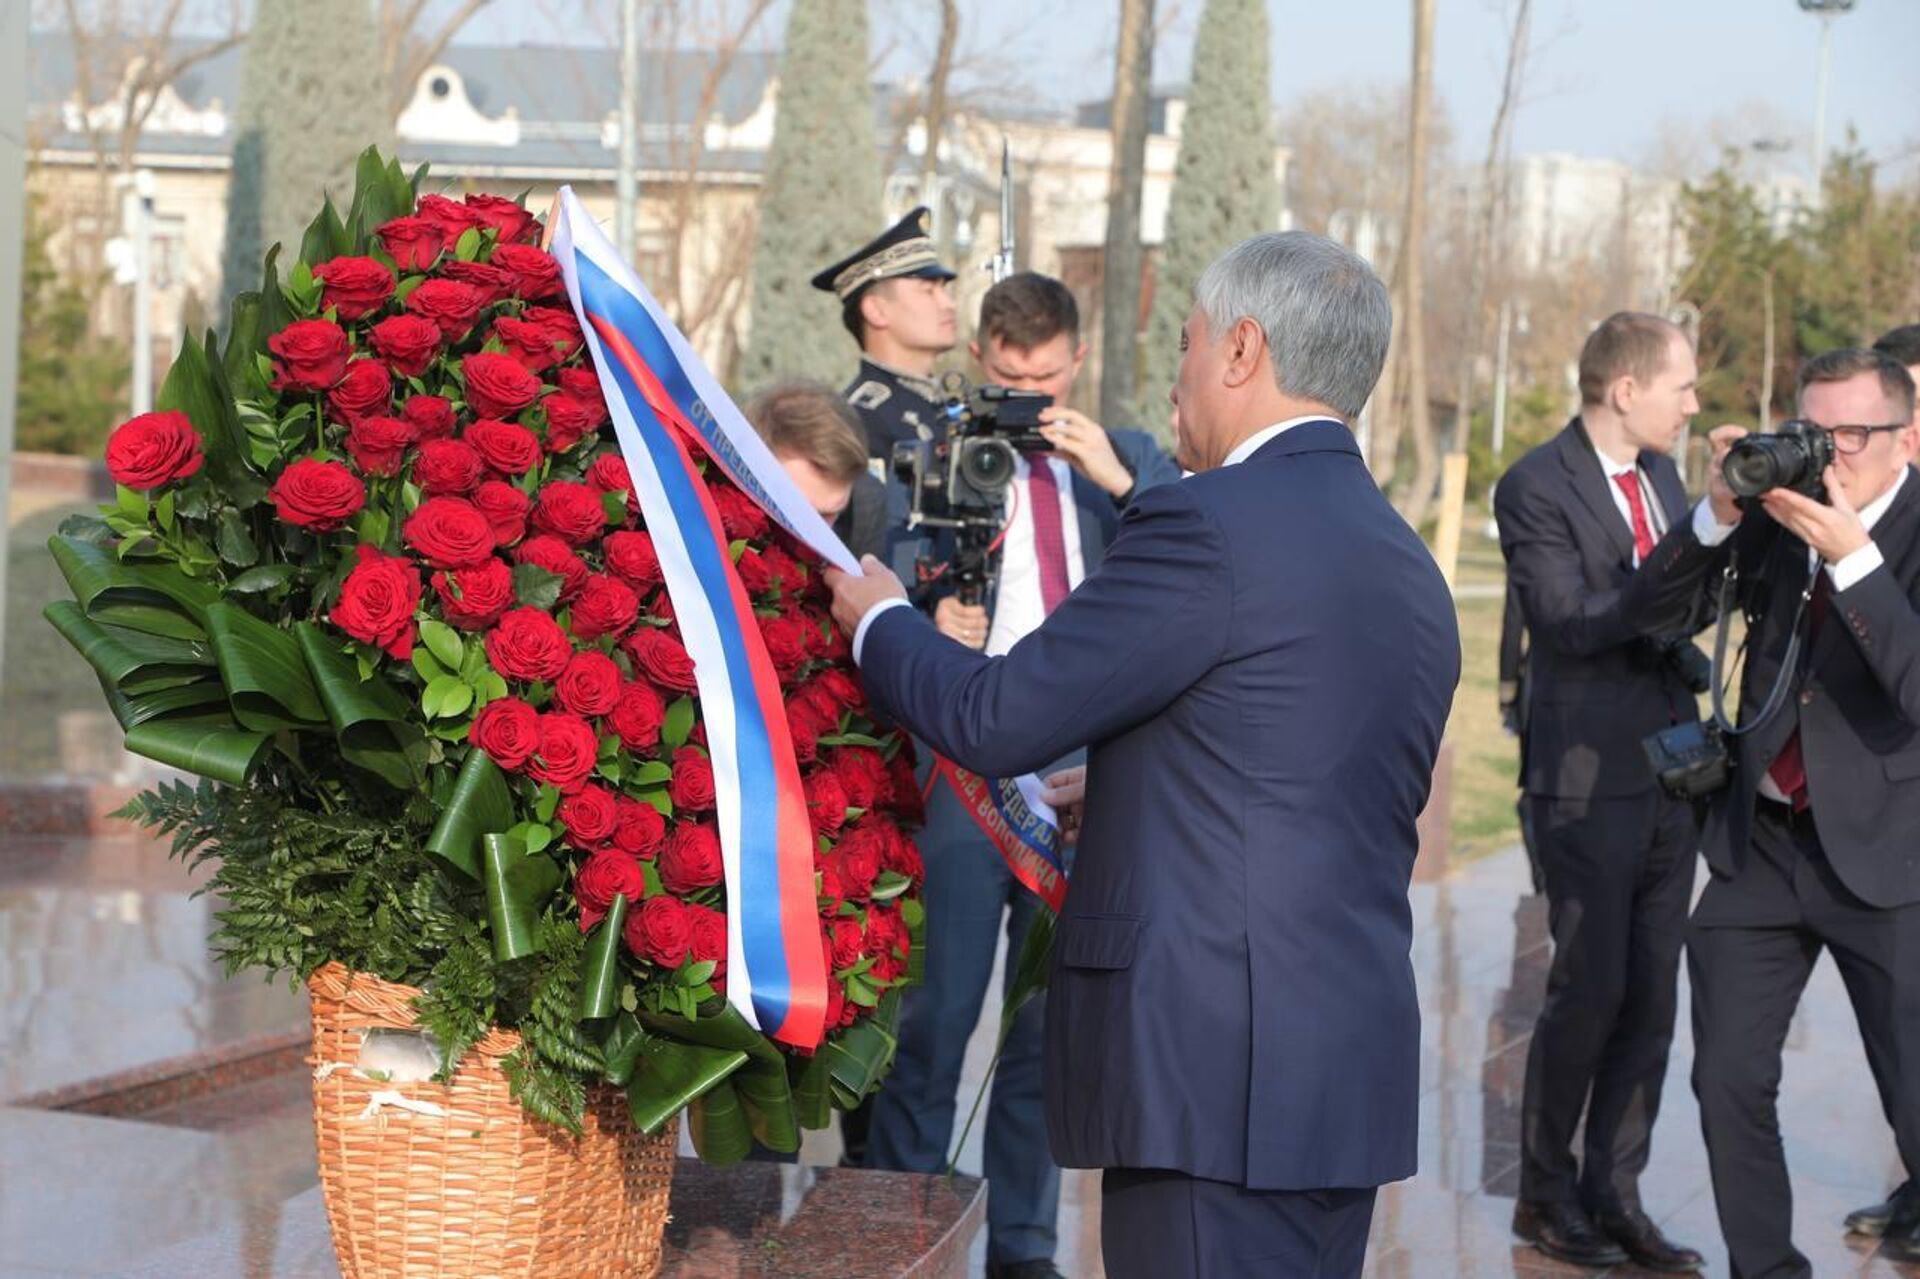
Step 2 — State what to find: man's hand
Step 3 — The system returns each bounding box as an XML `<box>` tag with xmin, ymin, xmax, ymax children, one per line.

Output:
<box><xmin>933</xmin><ymin>596</ymin><xmax>990</xmax><ymax>650</ymax></box>
<box><xmin>1706</xmin><ymin>423</ymin><xmax>1749</xmax><ymax>526</ymax></box>
<box><xmin>1760</xmin><ymin>466</ymin><xmax>1872</xmax><ymax>565</ymax></box>
<box><xmin>1038</xmin><ymin>408</ymin><xmax>1134</xmax><ymax>498</ymax></box>
<box><xmin>823</xmin><ymin>555</ymin><xmax>908</xmax><ymax>637</ymax></box>
<box><xmin>1041</xmin><ymin>765</ymin><xmax>1086</xmax><ymax>846</ymax></box>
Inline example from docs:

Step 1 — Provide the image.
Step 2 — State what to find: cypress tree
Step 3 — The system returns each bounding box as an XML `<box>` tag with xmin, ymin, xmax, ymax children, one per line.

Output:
<box><xmin>220</xmin><ymin>0</ymin><xmax>393</xmax><ymax>306</ymax></box>
<box><xmin>1139</xmin><ymin>0</ymin><xmax>1278</xmax><ymax>440</ymax></box>
<box><xmin>738</xmin><ymin>0</ymin><xmax>883</xmax><ymax>392</ymax></box>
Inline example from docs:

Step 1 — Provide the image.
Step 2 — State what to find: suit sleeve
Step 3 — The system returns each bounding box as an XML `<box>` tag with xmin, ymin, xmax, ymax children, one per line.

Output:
<box><xmin>1496</xmin><ymin>466</ymin><xmax>1719</xmax><ymax>656</ymax></box>
<box><xmin>1831</xmin><ymin>562</ymin><xmax>1920</xmax><ymax>726</ymax></box>
<box><xmin>859</xmin><ymin>482</ymin><xmax>1230</xmax><ymax>777</ymax></box>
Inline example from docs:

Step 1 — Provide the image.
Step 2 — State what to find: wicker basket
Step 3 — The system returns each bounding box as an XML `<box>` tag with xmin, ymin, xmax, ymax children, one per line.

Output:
<box><xmin>307</xmin><ymin>962</ymin><xmax>677</xmax><ymax>1279</ymax></box>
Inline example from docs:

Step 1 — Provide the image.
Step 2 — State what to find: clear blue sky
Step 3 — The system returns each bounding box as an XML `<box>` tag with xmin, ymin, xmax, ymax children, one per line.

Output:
<box><xmin>460</xmin><ymin>1</ymin><xmax>1919</xmax><ymax>180</ymax></box>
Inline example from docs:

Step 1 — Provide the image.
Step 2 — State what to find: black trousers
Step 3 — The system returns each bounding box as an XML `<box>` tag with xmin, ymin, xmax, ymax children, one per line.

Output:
<box><xmin>1518</xmin><ymin>790</ymin><xmax>1698</xmax><ymax>1211</ymax></box>
<box><xmin>1689</xmin><ymin>803</ymin><xmax>1920</xmax><ymax>1279</ymax></box>
<box><xmin>1100</xmin><ymin>1169</ymin><xmax>1376</xmax><ymax>1279</ymax></box>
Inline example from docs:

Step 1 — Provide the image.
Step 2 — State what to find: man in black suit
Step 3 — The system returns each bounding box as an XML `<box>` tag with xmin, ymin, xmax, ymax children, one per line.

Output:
<box><xmin>1634</xmin><ymin>347</ymin><xmax>1920</xmax><ymax>1278</ymax></box>
<box><xmin>1495</xmin><ymin>312</ymin><xmax>1708</xmax><ymax>1271</ymax></box>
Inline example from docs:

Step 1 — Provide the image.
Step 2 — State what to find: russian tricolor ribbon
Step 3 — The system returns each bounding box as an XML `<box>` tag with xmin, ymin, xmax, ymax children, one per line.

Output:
<box><xmin>550</xmin><ymin>188</ymin><xmax>841</xmax><ymax>1049</ymax></box>
<box><xmin>932</xmin><ymin>757</ymin><xmax>1069</xmax><ymax>912</ymax></box>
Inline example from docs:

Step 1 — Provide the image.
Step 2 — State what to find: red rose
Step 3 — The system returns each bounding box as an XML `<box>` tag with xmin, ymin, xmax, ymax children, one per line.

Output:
<box><xmin>485</xmin><ymin>606</ymin><xmax>573</xmax><ymax>683</ymax></box>
<box><xmin>326</xmin><ymin>359</ymin><xmax>392</xmax><ymax>426</ymax></box>
<box><xmin>415</xmin><ymin>194</ymin><xmax>486</xmax><ymax>239</ymax></box>
<box><xmin>512</xmin><ymin>534</ymin><xmax>589</xmax><ymax>600</ymax></box>
<box><xmin>760</xmin><ymin>545</ymin><xmax>803</xmax><ymax>597</ymax></box>
<box><xmin>469</xmin><ymin>696</ymin><xmax>539</xmax><ymax>770</ymax></box>
<box><xmin>624</xmin><ymin>894</ymin><xmax>694</xmax><ymax>968</ymax></box>
<box><xmin>832</xmin><ymin>820</ymin><xmax>887</xmax><ymax>898</ymax></box>
<box><xmin>530</xmin><ymin>711</ymin><xmax>600</xmax><ymax>791</ymax></box>
<box><xmin>688</xmin><ymin>904</ymin><xmax>727</xmax><ymax>971</ymax></box>
<box><xmin>105</xmin><ymin>410</ymin><xmax>203</xmax><ymax>491</ymax></box>
<box><xmin>623</xmin><ymin>629</ymin><xmax>698</xmax><ymax>693</ymax></box>
<box><xmin>586</xmin><ymin>453</ymin><xmax>632</xmax><ymax>496</ymax></box>
<box><xmin>759</xmin><ymin>613</ymin><xmax>809</xmax><ymax>678</ymax></box>
<box><xmin>494</xmin><ymin>316</ymin><xmax>575</xmax><ymax>373</ymax></box>
<box><xmin>344</xmin><ymin>414</ymin><xmax>416</xmax><ymax>478</ymax></box>
<box><xmin>331</xmin><ymin>545</ymin><xmax>421</xmax><ymax>659</ymax></box>
<box><xmin>268</xmin><ymin>458</ymin><xmax>364</xmax><ymax>530</ymax></box>
<box><xmin>554</xmin><ymin>649</ymin><xmax>623</xmax><ymax>716</ymax></box>
<box><xmin>785</xmin><ymin>694</ymin><xmax>830</xmax><ymax>765</ymax></box>
<box><xmin>659</xmin><ymin>822</ymin><xmax>724</xmax><ymax>893</ymax></box>
<box><xmin>268</xmin><ymin>319</ymin><xmax>352</xmax><ymax>391</ymax></box>
<box><xmin>829</xmin><ymin>918</ymin><xmax>865</xmax><ymax>971</ymax></box>
<box><xmin>523</xmin><ymin>305</ymin><xmax>583</xmax><ymax>340</ymax></box>
<box><xmin>608</xmin><ymin>679</ymin><xmax>667</xmax><ymax>753</ymax></box>
<box><xmin>466</xmin><ymin>418</ymin><xmax>542</xmax><ymax>476</ymax></box>
<box><xmin>313</xmin><ymin>256</ymin><xmax>395</xmax><ymax>320</ymax></box>
<box><xmin>669</xmin><ymin>747</ymin><xmax>716</xmax><ymax>812</ymax></box>
<box><xmin>711</xmin><ymin>484</ymin><xmax>770</xmax><ymax>540</ymax></box>
<box><xmin>569</xmin><ymin>573</ymin><xmax>639</xmax><ymax>641</ymax></box>
<box><xmin>488</xmin><ymin>243</ymin><xmax>564</xmax><ymax>300</ymax></box>
<box><xmin>367</xmin><ymin>314</ymin><xmax>443</xmax><ymax>378</ymax></box>
<box><xmin>603</xmin><ymin>531</ymin><xmax>663</xmax><ymax>591</ymax></box>
<box><xmin>831</xmin><ymin>747</ymin><xmax>892</xmax><ymax>811</ymax></box>
<box><xmin>557</xmin><ymin>367</ymin><xmax>610</xmax><ymax>423</ymax></box>
<box><xmin>887</xmin><ymin>752</ymin><xmax>925</xmax><ymax>826</ymax></box>
<box><xmin>817</xmin><ymin>864</ymin><xmax>847</xmax><ymax>918</ymax></box>
<box><xmin>575</xmin><ymin>847</ymin><xmax>645</xmax><ymax>931</ymax></box>
<box><xmin>531</xmin><ymin>480</ymin><xmax>608</xmax><ymax>546</ymax></box>
<box><xmin>466</xmin><ymin>193</ymin><xmax>541</xmax><ymax>244</ymax></box>
<box><xmin>440</xmin><ymin>259</ymin><xmax>515</xmax><ymax>307</ymax></box>
<box><xmin>735</xmin><ymin>548</ymin><xmax>773</xmax><ymax>597</ymax></box>
<box><xmin>559</xmin><ymin>782</ymin><xmax>620</xmax><ymax>848</ymax></box>
<box><xmin>880</xmin><ymin>821</ymin><xmax>924</xmax><ymax>884</ymax></box>
<box><xmin>613</xmin><ymin>796</ymin><xmax>667</xmax><ymax>857</ymax></box>
<box><xmin>412</xmin><ymin>438</ymin><xmax>484</xmax><ymax>496</ymax></box>
<box><xmin>403</xmin><ymin>496</ymin><xmax>496</xmax><ymax>569</ymax></box>
<box><xmin>473</xmin><ymin>480</ymin><xmax>531</xmax><ymax>547</ymax></box>
<box><xmin>813</xmin><ymin>669</ymin><xmax>868</xmax><ymax>711</ymax></box>
<box><xmin>462</xmin><ymin>352</ymin><xmax>542</xmax><ymax>421</ymax></box>
<box><xmin>405</xmin><ymin>278</ymin><xmax>484</xmax><ymax>340</ymax></box>
<box><xmin>375</xmin><ymin>215</ymin><xmax>448</xmax><ymax>273</ymax></box>
<box><xmin>402</xmin><ymin>393</ymin><xmax>457</xmax><ymax>440</ymax></box>
<box><xmin>805</xmin><ymin>770</ymin><xmax>849</xmax><ymax>836</ymax></box>
<box><xmin>542</xmin><ymin>393</ymin><xmax>599</xmax><ymax>454</ymax></box>
<box><xmin>431</xmin><ymin>557</ymin><xmax>514</xmax><ymax>631</ymax></box>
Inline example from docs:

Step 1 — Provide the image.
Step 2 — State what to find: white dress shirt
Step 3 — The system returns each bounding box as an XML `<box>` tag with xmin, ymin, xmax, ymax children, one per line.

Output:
<box><xmin>983</xmin><ymin>453</ymin><xmax>1087</xmax><ymax>657</ymax></box>
<box><xmin>1589</xmin><ymin>443</ymin><xmax>1669</xmax><ymax>568</ymax></box>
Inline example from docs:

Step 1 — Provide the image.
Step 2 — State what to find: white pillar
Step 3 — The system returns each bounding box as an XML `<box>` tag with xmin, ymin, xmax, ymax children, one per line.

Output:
<box><xmin>615</xmin><ymin>0</ymin><xmax>641</xmax><ymax>261</ymax></box>
<box><xmin>0</xmin><ymin>0</ymin><xmax>28</xmax><ymax>682</ymax></box>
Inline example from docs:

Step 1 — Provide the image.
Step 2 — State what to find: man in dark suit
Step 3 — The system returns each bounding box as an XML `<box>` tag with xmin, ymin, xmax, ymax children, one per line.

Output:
<box><xmin>1495</xmin><ymin>312</ymin><xmax>1708</xmax><ymax>1271</ymax></box>
<box><xmin>1630</xmin><ymin>348</ymin><xmax>1920</xmax><ymax>1278</ymax></box>
<box><xmin>860</xmin><ymin>272</ymin><xmax>1178</xmax><ymax>1279</ymax></box>
<box><xmin>826</xmin><ymin>232</ymin><xmax>1459</xmax><ymax>1277</ymax></box>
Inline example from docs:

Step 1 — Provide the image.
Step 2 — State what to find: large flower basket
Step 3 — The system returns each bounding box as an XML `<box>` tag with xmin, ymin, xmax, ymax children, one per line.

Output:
<box><xmin>309</xmin><ymin>962</ymin><xmax>677</xmax><ymax>1279</ymax></box>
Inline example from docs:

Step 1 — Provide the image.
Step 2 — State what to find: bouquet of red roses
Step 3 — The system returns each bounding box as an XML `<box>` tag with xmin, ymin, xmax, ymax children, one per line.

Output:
<box><xmin>46</xmin><ymin>150</ymin><xmax>923</xmax><ymax>1156</ymax></box>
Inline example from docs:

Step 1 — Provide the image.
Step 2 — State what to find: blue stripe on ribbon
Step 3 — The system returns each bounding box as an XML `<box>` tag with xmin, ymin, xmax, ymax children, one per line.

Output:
<box><xmin>576</xmin><ymin>254</ymin><xmax>795</xmax><ymax>1033</ymax></box>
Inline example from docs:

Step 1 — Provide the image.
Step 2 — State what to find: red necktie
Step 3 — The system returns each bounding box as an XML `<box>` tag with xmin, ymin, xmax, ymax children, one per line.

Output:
<box><xmin>1024</xmin><ymin>453</ymin><xmax>1071</xmax><ymax>615</ymax></box>
<box><xmin>1614</xmin><ymin>470</ymin><xmax>1656</xmax><ymax>562</ymax></box>
<box><xmin>1766</xmin><ymin>568</ymin><xmax>1832</xmax><ymax>811</ymax></box>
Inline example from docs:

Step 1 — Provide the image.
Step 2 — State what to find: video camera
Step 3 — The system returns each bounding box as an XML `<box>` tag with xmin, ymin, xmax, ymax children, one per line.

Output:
<box><xmin>892</xmin><ymin>375</ymin><xmax>1053</xmax><ymax>604</ymax></box>
<box><xmin>1723</xmin><ymin>418</ymin><xmax>1833</xmax><ymax>502</ymax></box>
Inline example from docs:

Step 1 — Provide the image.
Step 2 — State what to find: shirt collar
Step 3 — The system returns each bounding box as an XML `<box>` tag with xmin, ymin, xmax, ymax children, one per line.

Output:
<box><xmin>1858</xmin><ymin>464</ymin><xmax>1909</xmax><ymax>534</ymax></box>
<box><xmin>1222</xmin><ymin>415</ymin><xmax>1339</xmax><ymax>468</ymax></box>
<box><xmin>1589</xmin><ymin>438</ymin><xmax>1640</xmax><ymax>481</ymax></box>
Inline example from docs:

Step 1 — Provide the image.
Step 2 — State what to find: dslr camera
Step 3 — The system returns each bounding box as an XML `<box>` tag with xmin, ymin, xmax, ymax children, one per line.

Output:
<box><xmin>892</xmin><ymin>376</ymin><xmax>1053</xmax><ymax>602</ymax></box>
<box><xmin>1722</xmin><ymin>418</ymin><xmax>1833</xmax><ymax>502</ymax></box>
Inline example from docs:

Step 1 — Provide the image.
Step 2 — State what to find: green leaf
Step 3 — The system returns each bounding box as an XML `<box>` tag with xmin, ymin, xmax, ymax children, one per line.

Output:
<box><xmin>221</xmin><ymin>290</ymin><xmax>269</xmax><ymax>399</ymax></box>
<box><xmin>627</xmin><ymin>760</ymin><xmax>672</xmax><ymax>787</ymax></box>
<box><xmin>454</xmin><ymin>226</ymin><xmax>483</xmax><ymax>261</ymax></box>
<box><xmin>869</xmin><ymin>870</ymin><xmax>912</xmax><ymax>902</ymax></box>
<box><xmin>663</xmin><ymin>697</ymin><xmax>694</xmax><ymax>749</ymax></box>
<box><xmin>50</xmin><ymin>534</ymin><xmax>218</xmax><ymax>639</ymax></box>
<box><xmin>56</xmin><ymin>514</ymin><xmax>114</xmax><ymax>546</ymax></box>
<box><xmin>533</xmin><ymin>782</ymin><xmax>561</xmax><ymax>823</ymax></box>
<box><xmin>293</xmin><ymin>622</ymin><xmax>426</xmax><ymax>790</ymax></box>
<box><xmin>680</xmin><ymin>960</ymin><xmax>716</xmax><ymax>987</ymax></box>
<box><xmin>577</xmin><ymin>893</ymin><xmax>630</xmax><ymax>1021</ymax></box>
<box><xmin>426</xmin><ymin>748</ymin><xmax>515</xmax><ymax>880</ymax></box>
<box><xmin>480</xmin><ymin>832</ymin><xmax>564</xmax><ymax>963</ymax></box>
<box><xmin>411</xmin><ymin>647</ymin><xmax>446</xmax><ymax>682</ymax></box>
<box><xmin>823</xmin><ymin>1014</ymin><xmax>898</xmax><ymax>1103</ymax></box>
<box><xmin>686</xmin><ymin>1080</ymin><xmax>754</xmax><ymax>1165</ymax></box>
<box><xmin>299</xmin><ymin>197</ymin><xmax>350</xmax><ymax>267</ymax></box>
<box><xmin>44</xmin><ymin>600</ymin><xmax>214</xmax><ymax>695</ymax></box>
<box><xmin>213</xmin><ymin>509</ymin><xmax>258</xmax><ymax>567</ymax></box>
<box><xmin>204</xmin><ymin>602</ymin><xmax>325</xmax><ymax>730</ymax></box>
<box><xmin>122</xmin><ymin>711</ymin><xmax>270</xmax><ymax>785</ymax></box>
<box><xmin>512</xmin><ymin>563</ymin><xmax>565</xmax><ymax>610</ymax></box>
<box><xmin>225</xmin><ymin>564</ymin><xmax>297</xmax><ymax>594</ymax></box>
<box><xmin>157</xmin><ymin>330</ymin><xmax>263</xmax><ymax>507</ymax></box>
<box><xmin>419</xmin><ymin>619</ymin><xmax>465</xmax><ymax>672</ymax></box>
<box><xmin>624</xmin><ymin>1038</ymin><xmax>749</xmax><ymax>1136</ymax></box>
<box><xmin>425</xmin><ymin>674</ymin><xmax>468</xmax><ymax>719</ymax></box>
<box><xmin>600</xmin><ymin>491</ymin><xmax>627</xmax><ymax>524</ymax></box>
<box><xmin>601</xmin><ymin>1012</ymin><xmax>649</xmax><ymax>1087</ymax></box>
<box><xmin>101</xmin><ymin>677</ymin><xmax>231</xmax><ymax>728</ymax></box>
<box><xmin>789</xmin><ymin>1050</ymin><xmax>833</xmax><ymax>1130</ymax></box>
<box><xmin>817</xmin><ymin>732</ymin><xmax>886</xmax><ymax>749</ymax></box>
<box><xmin>344</xmin><ymin>145</ymin><xmax>410</xmax><ymax>250</ymax></box>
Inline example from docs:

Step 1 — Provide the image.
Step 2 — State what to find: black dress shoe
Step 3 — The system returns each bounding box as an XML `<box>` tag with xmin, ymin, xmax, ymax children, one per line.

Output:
<box><xmin>1512</xmin><ymin>1200</ymin><xmax>1628</xmax><ymax>1267</ymax></box>
<box><xmin>985</xmin><ymin>1263</ymin><xmax>1065</xmax><ymax>1279</ymax></box>
<box><xmin>1847</xmin><ymin>1180</ymin><xmax>1919</xmax><ymax>1237</ymax></box>
<box><xmin>1881</xmin><ymin>1213</ymin><xmax>1920</xmax><ymax>1263</ymax></box>
<box><xmin>1597</xmin><ymin>1208</ymin><xmax>1705</xmax><ymax>1273</ymax></box>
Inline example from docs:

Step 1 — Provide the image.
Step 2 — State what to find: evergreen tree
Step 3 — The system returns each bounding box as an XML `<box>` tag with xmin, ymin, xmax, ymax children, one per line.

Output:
<box><xmin>16</xmin><ymin>195</ymin><xmax>128</xmax><ymax>454</ymax></box>
<box><xmin>1138</xmin><ymin>0</ymin><xmax>1278</xmax><ymax>439</ymax></box>
<box><xmin>738</xmin><ymin>0</ymin><xmax>883</xmax><ymax>392</ymax></box>
<box><xmin>220</xmin><ymin>0</ymin><xmax>392</xmax><ymax>307</ymax></box>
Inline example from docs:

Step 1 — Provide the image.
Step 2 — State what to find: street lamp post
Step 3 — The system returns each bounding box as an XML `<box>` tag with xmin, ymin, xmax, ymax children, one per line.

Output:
<box><xmin>1798</xmin><ymin>0</ymin><xmax>1856</xmax><ymax>205</ymax></box>
<box><xmin>614</xmin><ymin>0</ymin><xmax>641</xmax><ymax>261</ymax></box>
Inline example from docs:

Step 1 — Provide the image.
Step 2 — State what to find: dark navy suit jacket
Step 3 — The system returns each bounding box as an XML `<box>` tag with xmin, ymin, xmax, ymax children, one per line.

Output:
<box><xmin>858</xmin><ymin>420</ymin><xmax>1460</xmax><ymax>1190</ymax></box>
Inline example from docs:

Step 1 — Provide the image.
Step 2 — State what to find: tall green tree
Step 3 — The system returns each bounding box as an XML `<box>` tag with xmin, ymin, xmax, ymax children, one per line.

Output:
<box><xmin>738</xmin><ymin>0</ymin><xmax>883</xmax><ymax>391</ymax></box>
<box><xmin>220</xmin><ymin>0</ymin><xmax>393</xmax><ymax>308</ymax></box>
<box><xmin>1138</xmin><ymin>0</ymin><xmax>1278</xmax><ymax>439</ymax></box>
<box><xmin>16</xmin><ymin>194</ymin><xmax>128</xmax><ymax>454</ymax></box>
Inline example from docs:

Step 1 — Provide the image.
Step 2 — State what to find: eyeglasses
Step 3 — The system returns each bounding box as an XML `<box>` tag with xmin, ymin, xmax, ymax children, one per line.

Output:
<box><xmin>1825</xmin><ymin>423</ymin><xmax>1909</xmax><ymax>455</ymax></box>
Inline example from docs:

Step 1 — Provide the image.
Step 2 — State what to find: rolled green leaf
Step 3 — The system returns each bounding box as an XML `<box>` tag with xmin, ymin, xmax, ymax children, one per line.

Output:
<box><xmin>639</xmin><ymin>1002</ymin><xmax>796</xmax><ymax>1147</ymax></box>
<box><xmin>686</xmin><ymin>1080</ymin><xmax>754</xmax><ymax>1166</ymax></box>
<box><xmin>102</xmin><ymin>679</ymin><xmax>231</xmax><ymax>729</ymax></box>
<box><xmin>577</xmin><ymin>893</ymin><xmax>630</xmax><ymax>1021</ymax></box>
<box><xmin>600</xmin><ymin>1012</ymin><xmax>648</xmax><ymax>1087</ymax></box>
<box><xmin>426</xmin><ymin>748</ymin><xmax>515</xmax><ymax>880</ymax></box>
<box><xmin>823</xmin><ymin>1014</ymin><xmax>898</xmax><ymax>1104</ymax></box>
<box><xmin>122</xmin><ymin>711</ymin><xmax>270</xmax><ymax>785</ymax></box>
<box><xmin>205</xmin><ymin>602</ymin><xmax>325</xmax><ymax>731</ymax></box>
<box><xmin>50</xmin><ymin>535</ymin><xmax>219</xmax><ymax>640</ymax></box>
<box><xmin>789</xmin><ymin>1048</ymin><xmax>834</xmax><ymax>1131</ymax></box>
<box><xmin>480</xmin><ymin>832</ymin><xmax>563</xmax><ymax>963</ymax></box>
<box><xmin>158</xmin><ymin>331</ymin><xmax>263</xmax><ymax>505</ymax></box>
<box><xmin>293</xmin><ymin>622</ymin><xmax>425</xmax><ymax>790</ymax></box>
<box><xmin>45</xmin><ymin>600</ymin><xmax>214</xmax><ymax>695</ymax></box>
<box><xmin>624</xmin><ymin>1038</ymin><xmax>749</xmax><ymax>1136</ymax></box>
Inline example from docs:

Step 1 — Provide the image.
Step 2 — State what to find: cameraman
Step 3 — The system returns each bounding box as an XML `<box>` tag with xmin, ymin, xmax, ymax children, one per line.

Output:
<box><xmin>1635</xmin><ymin>348</ymin><xmax>1920</xmax><ymax>1279</ymax></box>
<box><xmin>861</xmin><ymin>271</ymin><xmax>1177</xmax><ymax>1279</ymax></box>
<box><xmin>1495</xmin><ymin>312</ymin><xmax>1707</xmax><ymax>1272</ymax></box>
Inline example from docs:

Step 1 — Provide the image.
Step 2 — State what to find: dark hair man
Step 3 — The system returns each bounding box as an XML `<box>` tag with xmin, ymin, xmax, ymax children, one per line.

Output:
<box><xmin>858</xmin><ymin>270</ymin><xmax>1177</xmax><ymax>1279</ymax></box>
<box><xmin>1494</xmin><ymin>311</ymin><xmax>1707</xmax><ymax>1272</ymax></box>
<box><xmin>1629</xmin><ymin>346</ymin><xmax>1920</xmax><ymax>1278</ymax></box>
<box><xmin>743</xmin><ymin>380</ymin><xmax>888</xmax><ymax>560</ymax></box>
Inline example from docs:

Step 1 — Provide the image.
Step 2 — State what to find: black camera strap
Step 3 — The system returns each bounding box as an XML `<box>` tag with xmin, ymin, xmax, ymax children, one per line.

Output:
<box><xmin>1708</xmin><ymin>560</ymin><xmax>1813</xmax><ymax>738</ymax></box>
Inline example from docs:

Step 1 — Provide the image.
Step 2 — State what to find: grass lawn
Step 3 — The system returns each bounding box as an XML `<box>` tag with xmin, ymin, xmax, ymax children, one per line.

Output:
<box><xmin>1446</xmin><ymin>538</ymin><xmax>1523</xmax><ymax>862</ymax></box>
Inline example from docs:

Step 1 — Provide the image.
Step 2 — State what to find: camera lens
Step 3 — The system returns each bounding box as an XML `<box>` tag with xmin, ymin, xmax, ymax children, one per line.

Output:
<box><xmin>1723</xmin><ymin>435</ymin><xmax>1808</xmax><ymax>499</ymax></box>
<box><xmin>959</xmin><ymin>439</ymin><xmax>1017</xmax><ymax>494</ymax></box>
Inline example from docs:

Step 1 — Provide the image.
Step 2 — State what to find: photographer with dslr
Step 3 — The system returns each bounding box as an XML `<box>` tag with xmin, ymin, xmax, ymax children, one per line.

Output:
<box><xmin>862</xmin><ymin>271</ymin><xmax>1176</xmax><ymax>1279</ymax></box>
<box><xmin>1632</xmin><ymin>347</ymin><xmax>1920</xmax><ymax>1278</ymax></box>
<box><xmin>1495</xmin><ymin>312</ymin><xmax>1707</xmax><ymax>1272</ymax></box>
